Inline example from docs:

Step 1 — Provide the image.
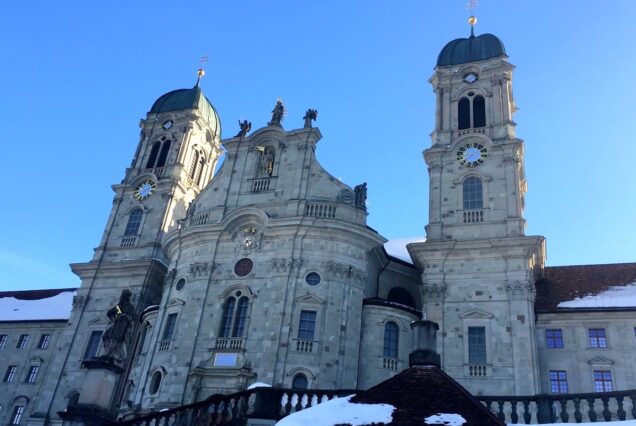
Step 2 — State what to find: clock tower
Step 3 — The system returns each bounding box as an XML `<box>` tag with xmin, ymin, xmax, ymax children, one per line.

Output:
<box><xmin>408</xmin><ymin>27</ymin><xmax>546</xmax><ymax>396</ymax></box>
<box><xmin>38</xmin><ymin>82</ymin><xmax>223</xmax><ymax>417</ymax></box>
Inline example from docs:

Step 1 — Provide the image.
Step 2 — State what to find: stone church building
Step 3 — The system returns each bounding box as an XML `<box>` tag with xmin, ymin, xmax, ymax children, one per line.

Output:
<box><xmin>1</xmin><ymin>28</ymin><xmax>636</xmax><ymax>426</ymax></box>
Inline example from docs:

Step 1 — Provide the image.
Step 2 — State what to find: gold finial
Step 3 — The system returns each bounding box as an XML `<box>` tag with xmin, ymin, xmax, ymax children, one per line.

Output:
<box><xmin>466</xmin><ymin>0</ymin><xmax>479</xmax><ymax>36</ymax></box>
<box><xmin>195</xmin><ymin>54</ymin><xmax>209</xmax><ymax>87</ymax></box>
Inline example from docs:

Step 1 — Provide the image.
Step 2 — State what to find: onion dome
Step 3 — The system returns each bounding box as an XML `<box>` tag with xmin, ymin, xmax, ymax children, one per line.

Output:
<box><xmin>436</xmin><ymin>33</ymin><xmax>506</xmax><ymax>67</ymax></box>
<box><xmin>149</xmin><ymin>86</ymin><xmax>221</xmax><ymax>136</ymax></box>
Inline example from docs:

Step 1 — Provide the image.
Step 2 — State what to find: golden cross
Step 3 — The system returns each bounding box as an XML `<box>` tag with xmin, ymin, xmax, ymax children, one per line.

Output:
<box><xmin>196</xmin><ymin>55</ymin><xmax>209</xmax><ymax>86</ymax></box>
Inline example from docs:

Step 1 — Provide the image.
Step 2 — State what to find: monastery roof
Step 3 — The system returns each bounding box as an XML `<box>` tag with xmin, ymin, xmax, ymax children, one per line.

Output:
<box><xmin>535</xmin><ymin>263</ymin><xmax>636</xmax><ymax>312</ymax></box>
<box><xmin>0</xmin><ymin>288</ymin><xmax>77</xmax><ymax>322</ymax></box>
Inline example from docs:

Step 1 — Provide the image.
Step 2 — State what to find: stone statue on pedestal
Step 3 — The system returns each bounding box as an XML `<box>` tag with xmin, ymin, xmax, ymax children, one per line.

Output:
<box><xmin>235</xmin><ymin>120</ymin><xmax>251</xmax><ymax>138</ymax></box>
<box><xmin>102</xmin><ymin>289</ymin><xmax>135</xmax><ymax>362</ymax></box>
<box><xmin>268</xmin><ymin>99</ymin><xmax>285</xmax><ymax>126</ymax></box>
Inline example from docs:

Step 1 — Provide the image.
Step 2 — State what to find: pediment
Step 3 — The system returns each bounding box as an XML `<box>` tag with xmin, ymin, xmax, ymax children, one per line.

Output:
<box><xmin>588</xmin><ymin>356</ymin><xmax>614</xmax><ymax>366</ymax></box>
<box><xmin>459</xmin><ymin>308</ymin><xmax>494</xmax><ymax>320</ymax></box>
<box><xmin>167</xmin><ymin>298</ymin><xmax>186</xmax><ymax>307</ymax></box>
<box><xmin>88</xmin><ymin>318</ymin><xmax>108</xmax><ymax>325</ymax></box>
<box><xmin>295</xmin><ymin>293</ymin><xmax>325</xmax><ymax>305</ymax></box>
<box><xmin>29</xmin><ymin>356</ymin><xmax>44</xmax><ymax>364</ymax></box>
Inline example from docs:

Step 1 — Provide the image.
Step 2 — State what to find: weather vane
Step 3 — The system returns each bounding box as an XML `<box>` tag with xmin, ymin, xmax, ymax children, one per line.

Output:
<box><xmin>466</xmin><ymin>0</ymin><xmax>478</xmax><ymax>36</ymax></box>
<box><xmin>196</xmin><ymin>54</ymin><xmax>208</xmax><ymax>86</ymax></box>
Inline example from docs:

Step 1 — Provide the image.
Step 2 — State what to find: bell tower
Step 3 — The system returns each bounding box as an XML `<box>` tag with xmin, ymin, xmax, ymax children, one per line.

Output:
<box><xmin>408</xmin><ymin>20</ymin><xmax>546</xmax><ymax>396</ymax></box>
<box><xmin>38</xmin><ymin>79</ymin><xmax>224</xmax><ymax>421</ymax></box>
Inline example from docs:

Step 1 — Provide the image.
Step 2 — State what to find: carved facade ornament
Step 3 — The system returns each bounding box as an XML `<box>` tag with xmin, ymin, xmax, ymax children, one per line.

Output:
<box><xmin>190</xmin><ymin>262</ymin><xmax>213</xmax><ymax>278</ymax></box>
<box><xmin>422</xmin><ymin>284</ymin><xmax>447</xmax><ymax>301</ymax></box>
<box><xmin>337</xmin><ymin>189</ymin><xmax>354</xmax><ymax>204</ymax></box>
<box><xmin>505</xmin><ymin>281</ymin><xmax>536</xmax><ymax>301</ymax></box>
<box><xmin>324</xmin><ymin>261</ymin><xmax>366</xmax><ymax>282</ymax></box>
<box><xmin>234</xmin><ymin>227</ymin><xmax>263</xmax><ymax>255</ymax></box>
<box><xmin>271</xmin><ymin>258</ymin><xmax>302</xmax><ymax>273</ymax></box>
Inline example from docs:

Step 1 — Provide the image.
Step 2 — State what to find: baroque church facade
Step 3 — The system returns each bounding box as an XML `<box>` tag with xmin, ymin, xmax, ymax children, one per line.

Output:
<box><xmin>2</xmin><ymin>29</ymin><xmax>636</xmax><ymax>425</ymax></box>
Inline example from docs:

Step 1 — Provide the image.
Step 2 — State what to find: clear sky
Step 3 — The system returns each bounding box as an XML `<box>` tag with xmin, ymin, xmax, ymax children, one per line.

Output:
<box><xmin>1</xmin><ymin>1</ymin><xmax>635</xmax><ymax>291</ymax></box>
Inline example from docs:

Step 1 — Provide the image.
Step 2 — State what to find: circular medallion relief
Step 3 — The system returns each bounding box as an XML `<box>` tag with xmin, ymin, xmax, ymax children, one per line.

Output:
<box><xmin>234</xmin><ymin>258</ymin><xmax>254</xmax><ymax>277</ymax></box>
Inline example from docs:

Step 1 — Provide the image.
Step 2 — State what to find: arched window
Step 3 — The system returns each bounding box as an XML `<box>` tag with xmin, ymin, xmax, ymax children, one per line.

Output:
<box><xmin>458</xmin><ymin>97</ymin><xmax>471</xmax><ymax>130</ymax></box>
<box><xmin>188</xmin><ymin>150</ymin><xmax>200</xmax><ymax>179</ymax></box>
<box><xmin>463</xmin><ymin>176</ymin><xmax>483</xmax><ymax>210</ymax></box>
<box><xmin>219</xmin><ymin>296</ymin><xmax>250</xmax><ymax>338</ymax></box>
<box><xmin>473</xmin><ymin>95</ymin><xmax>486</xmax><ymax>128</ymax></box>
<box><xmin>383</xmin><ymin>322</ymin><xmax>399</xmax><ymax>359</ymax></box>
<box><xmin>194</xmin><ymin>156</ymin><xmax>205</xmax><ymax>186</ymax></box>
<box><xmin>124</xmin><ymin>208</ymin><xmax>143</xmax><ymax>236</ymax></box>
<box><xmin>292</xmin><ymin>373</ymin><xmax>308</xmax><ymax>390</ymax></box>
<box><xmin>156</xmin><ymin>140</ymin><xmax>171</xmax><ymax>168</ymax></box>
<box><xmin>387</xmin><ymin>288</ymin><xmax>416</xmax><ymax>308</ymax></box>
<box><xmin>146</xmin><ymin>142</ymin><xmax>161</xmax><ymax>169</ymax></box>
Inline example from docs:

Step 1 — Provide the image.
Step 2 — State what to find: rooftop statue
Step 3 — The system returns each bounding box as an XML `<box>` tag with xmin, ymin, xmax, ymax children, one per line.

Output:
<box><xmin>235</xmin><ymin>119</ymin><xmax>252</xmax><ymax>138</ymax></box>
<box><xmin>303</xmin><ymin>109</ymin><xmax>318</xmax><ymax>128</ymax></box>
<box><xmin>268</xmin><ymin>99</ymin><xmax>285</xmax><ymax>126</ymax></box>
<box><xmin>354</xmin><ymin>182</ymin><xmax>367</xmax><ymax>211</ymax></box>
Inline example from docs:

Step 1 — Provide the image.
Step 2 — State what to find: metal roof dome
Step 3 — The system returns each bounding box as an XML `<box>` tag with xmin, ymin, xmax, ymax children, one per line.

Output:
<box><xmin>436</xmin><ymin>33</ymin><xmax>506</xmax><ymax>66</ymax></box>
<box><xmin>149</xmin><ymin>86</ymin><xmax>220</xmax><ymax>134</ymax></box>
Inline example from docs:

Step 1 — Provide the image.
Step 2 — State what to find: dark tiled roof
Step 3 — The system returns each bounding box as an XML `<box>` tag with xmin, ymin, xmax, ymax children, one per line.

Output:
<box><xmin>535</xmin><ymin>263</ymin><xmax>636</xmax><ymax>312</ymax></box>
<box><xmin>437</xmin><ymin>33</ymin><xmax>506</xmax><ymax>66</ymax></box>
<box><xmin>351</xmin><ymin>366</ymin><xmax>504</xmax><ymax>425</ymax></box>
<box><xmin>0</xmin><ymin>287</ymin><xmax>77</xmax><ymax>300</ymax></box>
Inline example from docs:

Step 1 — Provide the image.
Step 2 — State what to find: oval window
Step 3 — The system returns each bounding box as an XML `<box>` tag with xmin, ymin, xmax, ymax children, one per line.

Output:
<box><xmin>234</xmin><ymin>258</ymin><xmax>254</xmax><ymax>277</ymax></box>
<box><xmin>175</xmin><ymin>278</ymin><xmax>186</xmax><ymax>291</ymax></box>
<box><xmin>149</xmin><ymin>371</ymin><xmax>162</xmax><ymax>395</ymax></box>
<box><xmin>305</xmin><ymin>272</ymin><xmax>321</xmax><ymax>286</ymax></box>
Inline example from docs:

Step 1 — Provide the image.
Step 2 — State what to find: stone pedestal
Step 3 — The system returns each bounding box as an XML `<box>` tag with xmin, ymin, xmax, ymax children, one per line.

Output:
<box><xmin>77</xmin><ymin>359</ymin><xmax>123</xmax><ymax>408</ymax></box>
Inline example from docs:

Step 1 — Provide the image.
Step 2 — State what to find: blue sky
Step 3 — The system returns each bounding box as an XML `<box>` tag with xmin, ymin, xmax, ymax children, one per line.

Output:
<box><xmin>1</xmin><ymin>1</ymin><xmax>635</xmax><ymax>291</ymax></box>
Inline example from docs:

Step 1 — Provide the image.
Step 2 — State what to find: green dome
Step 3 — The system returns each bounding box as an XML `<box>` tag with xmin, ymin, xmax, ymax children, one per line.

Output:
<box><xmin>437</xmin><ymin>33</ymin><xmax>506</xmax><ymax>67</ymax></box>
<box><xmin>149</xmin><ymin>87</ymin><xmax>221</xmax><ymax>135</ymax></box>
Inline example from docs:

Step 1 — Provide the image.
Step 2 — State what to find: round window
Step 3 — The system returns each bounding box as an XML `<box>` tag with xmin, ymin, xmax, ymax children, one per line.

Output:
<box><xmin>149</xmin><ymin>371</ymin><xmax>162</xmax><ymax>395</ymax></box>
<box><xmin>234</xmin><ymin>258</ymin><xmax>254</xmax><ymax>277</ymax></box>
<box><xmin>175</xmin><ymin>278</ymin><xmax>186</xmax><ymax>291</ymax></box>
<box><xmin>305</xmin><ymin>272</ymin><xmax>321</xmax><ymax>286</ymax></box>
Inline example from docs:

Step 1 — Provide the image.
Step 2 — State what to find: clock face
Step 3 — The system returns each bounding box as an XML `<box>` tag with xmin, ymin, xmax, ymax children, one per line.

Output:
<box><xmin>162</xmin><ymin>120</ymin><xmax>173</xmax><ymax>130</ymax></box>
<box><xmin>134</xmin><ymin>180</ymin><xmax>156</xmax><ymax>200</ymax></box>
<box><xmin>456</xmin><ymin>142</ymin><xmax>488</xmax><ymax>167</ymax></box>
<box><xmin>464</xmin><ymin>73</ymin><xmax>478</xmax><ymax>83</ymax></box>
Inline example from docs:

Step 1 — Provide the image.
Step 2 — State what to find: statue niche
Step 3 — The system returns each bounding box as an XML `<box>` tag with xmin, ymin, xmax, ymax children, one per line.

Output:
<box><xmin>256</xmin><ymin>146</ymin><xmax>276</xmax><ymax>177</ymax></box>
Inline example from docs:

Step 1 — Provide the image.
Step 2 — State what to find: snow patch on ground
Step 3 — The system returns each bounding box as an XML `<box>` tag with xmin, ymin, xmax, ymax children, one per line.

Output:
<box><xmin>384</xmin><ymin>237</ymin><xmax>426</xmax><ymax>264</ymax></box>
<box><xmin>275</xmin><ymin>394</ymin><xmax>394</xmax><ymax>426</ymax></box>
<box><xmin>558</xmin><ymin>283</ymin><xmax>636</xmax><ymax>308</ymax></box>
<box><xmin>247</xmin><ymin>382</ymin><xmax>272</xmax><ymax>390</ymax></box>
<box><xmin>425</xmin><ymin>413</ymin><xmax>466</xmax><ymax>425</ymax></box>
<box><xmin>0</xmin><ymin>290</ymin><xmax>76</xmax><ymax>321</ymax></box>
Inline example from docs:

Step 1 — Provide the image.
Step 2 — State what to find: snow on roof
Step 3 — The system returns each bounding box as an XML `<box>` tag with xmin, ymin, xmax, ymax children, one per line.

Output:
<box><xmin>0</xmin><ymin>289</ymin><xmax>76</xmax><ymax>321</ymax></box>
<box><xmin>275</xmin><ymin>394</ymin><xmax>394</xmax><ymax>426</ymax></box>
<box><xmin>247</xmin><ymin>382</ymin><xmax>272</xmax><ymax>390</ymax></box>
<box><xmin>425</xmin><ymin>413</ymin><xmax>466</xmax><ymax>425</ymax></box>
<box><xmin>384</xmin><ymin>237</ymin><xmax>426</xmax><ymax>264</ymax></box>
<box><xmin>557</xmin><ymin>283</ymin><xmax>636</xmax><ymax>308</ymax></box>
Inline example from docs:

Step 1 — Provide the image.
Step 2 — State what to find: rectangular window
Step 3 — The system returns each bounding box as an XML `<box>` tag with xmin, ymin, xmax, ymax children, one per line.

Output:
<box><xmin>83</xmin><ymin>330</ymin><xmax>103</xmax><ymax>359</ymax></box>
<box><xmin>3</xmin><ymin>366</ymin><xmax>17</xmax><ymax>382</ymax></box>
<box><xmin>298</xmin><ymin>310</ymin><xmax>317</xmax><ymax>340</ymax></box>
<box><xmin>25</xmin><ymin>366</ymin><xmax>39</xmax><ymax>383</ymax></box>
<box><xmin>546</xmin><ymin>329</ymin><xmax>564</xmax><ymax>349</ymax></box>
<box><xmin>16</xmin><ymin>334</ymin><xmax>29</xmax><ymax>349</ymax></box>
<box><xmin>162</xmin><ymin>313</ymin><xmax>178</xmax><ymax>340</ymax></box>
<box><xmin>468</xmin><ymin>326</ymin><xmax>487</xmax><ymax>364</ymax></box>
<box><xmin>594</xmin><ymin>370</ymin><xmax>613</xmax><ymax>392</ymax></box>
<box><xmin>11</xmin><ymin>406</ymin><xmax>24</xmax><ymax>425</ymax></box>
<box><xmin>550</xmin><ymin>370</ymin><xmax>568</xmax><ymax>394</ymax></box>
<box><xmin>38</xmin><ymin>334</ymin><xmax>51</xmax><ymax>349</ymax></box>
<box><xmin>589</xmin><ymin>328</ymin><xmax>607</xmax><ymax>348</ymax></box>
<box><xmin>0</xmin><ymin>334</ymin><xmax>7</xmax><ymax>349</ymax></box>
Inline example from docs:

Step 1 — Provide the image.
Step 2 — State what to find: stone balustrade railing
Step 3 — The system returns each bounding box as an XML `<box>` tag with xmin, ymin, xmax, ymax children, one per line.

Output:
<box><xmin>114</xmin><ymin>387</ymin><xmax>636</xmax><ymax>426</ymax></box>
